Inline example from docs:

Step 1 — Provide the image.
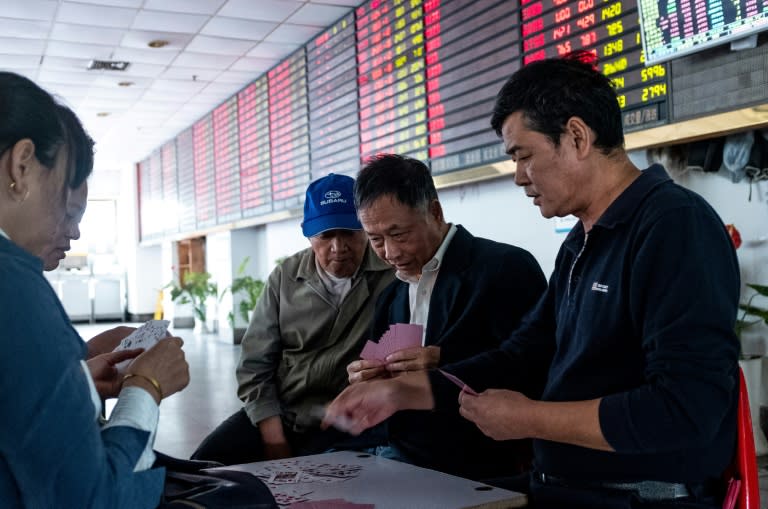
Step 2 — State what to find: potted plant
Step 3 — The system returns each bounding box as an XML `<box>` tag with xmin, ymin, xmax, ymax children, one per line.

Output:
<box><xmin>167</xmin><ymin>271</ymin><xmax>219</xmax><ymax>332</ymax></box>
<box><xmin>737</xmin><ymin>284</ymin><xmax>768</xmax><ymax>336</ymax></box>
<box><xmin>221</xmin><ymin>257</ymin><xmax>265</xmax><ymax>329</ymax></box>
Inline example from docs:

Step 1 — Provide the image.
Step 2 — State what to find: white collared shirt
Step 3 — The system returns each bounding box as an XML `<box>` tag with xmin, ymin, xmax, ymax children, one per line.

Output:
<box><xmin>396</xmin><ymin>224</ymin><xmax>457</xmax><ymax>345</ymax></box>
<box><xmin>0</xmin><ymin>227</ymin><xmax>9</xmax><ymax>240</ymax></box>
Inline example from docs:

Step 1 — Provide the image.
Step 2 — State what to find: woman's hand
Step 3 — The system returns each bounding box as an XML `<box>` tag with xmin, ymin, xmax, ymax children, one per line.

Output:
<box><xmin>87</xmin><ymin>348</ymin><xmax>143</xmax><ymax>398</ymax></box>
<box><xmin>86</xmin><ymin>326</ymin><xmax>136</xmax><ymax>359</ymax></box>
<box><xmin>123</xmin><ymin>337</ymin><xmax>189</xmax><ymax>403</ymax></box>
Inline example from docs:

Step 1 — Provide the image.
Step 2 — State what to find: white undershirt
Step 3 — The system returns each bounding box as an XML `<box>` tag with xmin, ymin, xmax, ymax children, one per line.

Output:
<box><xmin>82</xmin><ymin>359</ymin><xmax>159</xmax><ymax>471</ymax></box>
<box><xmin>315</xmin><ymin>257</ymin><xmax>353</xmax><ymax>307</ymax></box>
<box><xmin>0</xmin><ymin>227</ymin><xmax>9</xmax><ymax>240</ymax></box>
<box><xmin>396</xmin><ymin>224</ymin><xmax>457</xmax><ymax>345</ymax></box>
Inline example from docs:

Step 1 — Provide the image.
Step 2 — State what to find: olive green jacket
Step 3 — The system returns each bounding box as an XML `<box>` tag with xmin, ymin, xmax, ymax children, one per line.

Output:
<box><xmin>237</xmin><ymin>245</ymin><xmax>394</xmax><ymax>433</ymax></box>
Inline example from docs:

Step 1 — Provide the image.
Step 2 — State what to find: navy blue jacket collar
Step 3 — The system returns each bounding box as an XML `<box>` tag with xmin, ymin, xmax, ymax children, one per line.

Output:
<box><xmin>0</xmin><ymin>235</ymin><xmax>44</xmax><ymax>272</ymax></box>
<box><xmin>384</xmin><ymin>224</ymin><xmax>473</xmax><ymax>342</ymax></box>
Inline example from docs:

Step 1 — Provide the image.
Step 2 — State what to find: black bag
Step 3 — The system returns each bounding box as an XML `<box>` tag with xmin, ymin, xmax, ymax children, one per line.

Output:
<box><xmin>154</xmin><ymin>452</ymin><xmax>278</xmax><ymax>509</ymax></box>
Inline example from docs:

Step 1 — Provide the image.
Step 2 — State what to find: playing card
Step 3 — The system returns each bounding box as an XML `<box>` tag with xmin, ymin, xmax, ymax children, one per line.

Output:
<box><xmin>359</xmin><ymin>323</ymin><xmax>423</xmax><ymax>362</ymax></box>
<box><xmin>113</xmin><ymin>320</ymin><xmax>170</xmax><ymax>372</ymax></box>
<box><xmin>438</xmin><ymin>369</ymin><xmax>479</xmax><ymax>396</ymax></box>
<box><xmin>273</xmin><ymin>491</ymin><xmax>310</xmax><ymax>506</ymax></box>
<box><xmin>270</xmin><ymin>471</ymin><xmax>300</xmax><ymax>484</ymax></box>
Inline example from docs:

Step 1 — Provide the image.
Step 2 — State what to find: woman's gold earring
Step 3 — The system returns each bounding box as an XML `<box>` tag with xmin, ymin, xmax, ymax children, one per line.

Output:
<box><xmin>9</xmin><ymin>181</ymin><xmax>16</xmax><ymax>191</ymax></box>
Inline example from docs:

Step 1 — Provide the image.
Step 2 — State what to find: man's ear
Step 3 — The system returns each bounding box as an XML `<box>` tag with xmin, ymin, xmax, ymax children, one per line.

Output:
<box><xmin>565</xmin><ymin>117</ymin><xmax>593</xmax><ymax>159</ymax></box>
<box><xmin>428</xmin><ymin>199</ymin><xmax>445</xmax><ymax>223</ymax></box>
<box><xmin>7</xmin><ymin>139</ymin><xmax>36</xmax><ymax>202</ymax></box>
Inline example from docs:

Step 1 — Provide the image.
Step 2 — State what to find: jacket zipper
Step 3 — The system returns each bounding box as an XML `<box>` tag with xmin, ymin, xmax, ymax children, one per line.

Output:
<box><xmin>567</xmin><ymin>232</ymin><xmax>589</xmax><ymax>299</ymax></box>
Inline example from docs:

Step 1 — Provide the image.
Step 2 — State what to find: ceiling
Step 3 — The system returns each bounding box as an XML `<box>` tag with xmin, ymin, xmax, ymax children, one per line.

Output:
<box><xmin>0</xmin><ymin>0</ymin><xmax>358</xmax><ymax>168</ymax></box>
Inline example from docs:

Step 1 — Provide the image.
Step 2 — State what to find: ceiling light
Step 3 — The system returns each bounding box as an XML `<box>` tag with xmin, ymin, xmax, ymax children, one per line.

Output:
<box><xmin>148</xmin><ymin>39</ymin><xmax>170</xmax><ymax>48</ymax></box>
<box><xmin>87</xmin><ymin>60</ymin><xmax>130</xmax><ymax>71</ymax></box>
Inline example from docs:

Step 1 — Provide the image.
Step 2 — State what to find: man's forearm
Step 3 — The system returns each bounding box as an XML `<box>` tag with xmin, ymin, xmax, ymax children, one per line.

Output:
<box><xmin>529</xmin><ymin>398</ymin><xmax>613</xmax><ymax>451</ymax></box>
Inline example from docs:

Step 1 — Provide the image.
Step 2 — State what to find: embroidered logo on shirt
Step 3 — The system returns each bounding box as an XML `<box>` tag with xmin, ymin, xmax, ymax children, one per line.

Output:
<box><xmin>591</xmin><ymin>282</ymin><xmax>609</xmax><ymax>293</ymax></box>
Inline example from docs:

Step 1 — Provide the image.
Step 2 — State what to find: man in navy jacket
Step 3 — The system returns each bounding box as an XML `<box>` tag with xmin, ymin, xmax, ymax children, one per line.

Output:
<box><xmin>343</xmin><ymin>154</ymin><xmax>547</xmax><ymax>479</ymax></box>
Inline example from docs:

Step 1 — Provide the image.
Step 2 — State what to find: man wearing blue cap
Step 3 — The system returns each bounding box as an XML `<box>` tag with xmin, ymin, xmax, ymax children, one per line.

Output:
<box><xmin>191</xmin><ymin>173</ymin><xmax>394</xmax><ymax>464</ymax></box>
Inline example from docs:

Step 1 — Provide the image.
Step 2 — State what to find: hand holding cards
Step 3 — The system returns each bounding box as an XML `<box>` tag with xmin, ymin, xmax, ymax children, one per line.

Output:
<box><xmin>118</xmin><ymin>326</ymin><xmax>190</xmax><ymax>401</ymax></box>
<box><xmin>359</xmin><ymin>323</ymin><xmax>422</xmax><ymax>362</ymax></box>
<box><xmin>113</xmin><ymin>320</ymin><xmax>170</xmax><ymax>373</ymax></box>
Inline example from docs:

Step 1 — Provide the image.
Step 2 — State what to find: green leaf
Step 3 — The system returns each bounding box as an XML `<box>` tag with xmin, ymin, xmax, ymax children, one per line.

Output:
<box><xmin>219</xmin><ymin>257</ymin><xmax>265</xmax><ymax>324</ymax></box>
<box><xmin>740</xmin><ymin>304</ymin><xmax>768</xmax><ymax>324</ymax></box>
<box><xmin>167</xmin><ymin>271</ymin><xmax>219</xmax><ymax>323</ymax></box>
<box><xmin>746</xmin><ymin>284</ymin><xmax>768</xmax><ymax>297</ymax></box>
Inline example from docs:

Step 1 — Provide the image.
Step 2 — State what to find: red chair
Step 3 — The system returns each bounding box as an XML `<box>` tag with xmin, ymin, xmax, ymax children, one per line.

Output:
<box><xmin>723</xmin><ymin>368</ymin><xmax>761</xmax><ymax>509</ymax></box>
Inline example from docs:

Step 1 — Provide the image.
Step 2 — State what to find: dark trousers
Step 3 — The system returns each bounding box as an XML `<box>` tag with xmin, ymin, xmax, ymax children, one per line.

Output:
<box><xmin>191</xmin><ymin>408</ymin><xmax>356</xmax><ymax>465</ymax></box>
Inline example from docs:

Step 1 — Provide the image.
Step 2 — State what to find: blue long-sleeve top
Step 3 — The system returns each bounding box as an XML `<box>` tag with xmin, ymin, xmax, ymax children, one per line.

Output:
<box><xmin>0</xmin><ymin>236</ymin><xmax>164</xmax><ymax>508</ymax></box>
<box><xmin>432</xmin><ymin>165</ymin><xmax>740</xmax><ymax>484</ymax></box>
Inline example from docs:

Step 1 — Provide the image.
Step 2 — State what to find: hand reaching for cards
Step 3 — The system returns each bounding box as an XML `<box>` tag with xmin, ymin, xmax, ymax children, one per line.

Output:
<box><xmin>123</xmin><ymin>337</ymin><xmax>189</xmax><ymax>403</ymax></box>
<box><xmin>324</xmin><ymin>371</ymin><xmax>434</xmax><ymax>435</ymax></box>
<box><xmin>384</xmin><ymin>345</ymin><xmax>440</xmax><ymax>373</ymax></box>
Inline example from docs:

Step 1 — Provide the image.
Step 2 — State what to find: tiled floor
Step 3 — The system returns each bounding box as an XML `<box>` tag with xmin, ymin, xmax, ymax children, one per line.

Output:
<box><xmin>77</xmin><ymin>322</ymin><xmax>768</xmax><ymax>507</ymax></box>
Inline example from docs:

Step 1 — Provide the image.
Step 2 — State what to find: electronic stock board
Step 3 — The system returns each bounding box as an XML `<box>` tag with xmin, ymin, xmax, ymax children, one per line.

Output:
<box><xmin>139</xmin><ymin>0</ymin><xmax>670</xmax><ymax>241</ymax></box>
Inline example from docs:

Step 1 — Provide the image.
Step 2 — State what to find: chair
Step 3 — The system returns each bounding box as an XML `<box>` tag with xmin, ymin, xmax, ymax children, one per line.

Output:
<box><xmin>723</xmin><ymin>368</ymin><xmax>761</xmax><ymax>509</ymax></box>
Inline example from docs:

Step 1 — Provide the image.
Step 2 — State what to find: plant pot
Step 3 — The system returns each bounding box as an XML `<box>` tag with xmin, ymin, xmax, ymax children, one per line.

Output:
<box><xmin>172</xmin><ymin>301</ymin><xmax>195</xmax><ymax>329</ymax></box>
<box><xmin>194</xmin><ymin>317</ymin><xmax>209</xmax><ymax>334</ymax></box>
<box><xmin>739</xmin><ymin>356</ymin><xmax>768</xmax><ymax>455</ymax></box>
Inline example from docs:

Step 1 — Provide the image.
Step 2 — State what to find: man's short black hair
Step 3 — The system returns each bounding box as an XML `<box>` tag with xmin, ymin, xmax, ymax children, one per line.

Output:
<box><xmin>354</xmin><ymin>154</ymin><xmax>438</xmax><ymax>212</ymax></box>
<box><xmin>490</xmin><ymin>52</ymin><xmax>624</xmax><ymax>153</ymax></box>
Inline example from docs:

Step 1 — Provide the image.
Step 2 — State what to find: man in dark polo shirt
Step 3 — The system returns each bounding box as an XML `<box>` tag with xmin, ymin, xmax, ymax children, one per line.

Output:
<box><xmin>323</xmin><ymin>53</ymin><xmax>740</xmax><ymax>508</ymax></box>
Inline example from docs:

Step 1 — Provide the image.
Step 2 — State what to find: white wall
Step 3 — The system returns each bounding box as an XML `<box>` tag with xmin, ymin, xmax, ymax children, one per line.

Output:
<box><xmin>438</xmin><ymin>177</ymin><xmax>566</xmax><ymax>277</ymax></box>
<box><xmin>117</xmin><ymin>161</ymin><xmax>163</xmax><ymax>316</ymax></box>
<box><xmin>264</xmin><ymin>218</ymin><xmax>311</xmax><ymax>274</ymax></box>
<box><xmin>636</xmin><ymin>151</ymin><xmax>768</xmax><ymax>356</ymax></box>
<box><xmin>206</xmin><ymin>231</ymin><xmax>233</xmax><ymax>332</ymax></box>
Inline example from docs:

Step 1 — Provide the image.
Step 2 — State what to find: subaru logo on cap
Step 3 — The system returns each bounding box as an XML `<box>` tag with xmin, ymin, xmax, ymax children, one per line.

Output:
<box><xmin>325</xmin><ymin>190</ymin><xmax>342</xmax><ymax>199</ymax></box>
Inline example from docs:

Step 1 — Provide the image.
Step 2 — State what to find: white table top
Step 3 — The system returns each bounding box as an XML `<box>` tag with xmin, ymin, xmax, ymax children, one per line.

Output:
<box><xmin>209</xmin><ymin>450</ymin><xmax>527</xmax><ymax>508</ymax></box>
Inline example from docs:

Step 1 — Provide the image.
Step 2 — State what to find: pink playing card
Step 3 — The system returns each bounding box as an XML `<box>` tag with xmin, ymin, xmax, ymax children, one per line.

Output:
<box><xmin>359</xmin><ymin>323</ymin><xmax>423</xmax><ymax>361</ymax></box>
<box><xmin>438</xmin><ymin>369</ymin><xmax>479</xmax><ymax>396</ymax></box>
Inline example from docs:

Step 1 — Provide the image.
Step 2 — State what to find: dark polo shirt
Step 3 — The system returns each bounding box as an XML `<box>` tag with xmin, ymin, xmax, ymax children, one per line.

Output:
<box><xmin>434</xmin><ymin>164</ymin><xmax>740</xmax><ymax>485</ymax></box>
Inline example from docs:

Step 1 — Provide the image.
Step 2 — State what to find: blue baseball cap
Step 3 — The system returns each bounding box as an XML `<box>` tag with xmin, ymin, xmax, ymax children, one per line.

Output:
<box><xmin>302</xmin><ymin>173</ymin><xmax>362</xmax><ymax>237</ymax></box>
